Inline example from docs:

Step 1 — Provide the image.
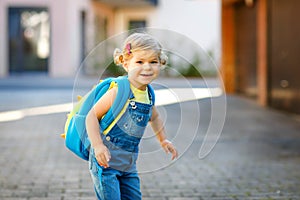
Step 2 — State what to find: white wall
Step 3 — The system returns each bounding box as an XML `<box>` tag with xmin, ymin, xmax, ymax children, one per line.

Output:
<box><xmin>150</xmin><ymin>0</ymin><xmax>220</xmax><ymax>52</ymax></box>
<box><xmin>114</xmin><ymin>0</ymin><xmax>221</xmax><ymax>61</ymax></box>
<box><xmin>50</xmin><ymin>0</ymin><xmax>90</xmax><ymax>77</ymax></box>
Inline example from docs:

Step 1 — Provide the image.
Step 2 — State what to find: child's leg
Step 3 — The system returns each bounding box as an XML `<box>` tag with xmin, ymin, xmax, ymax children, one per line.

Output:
<box><xmin>89</xmin><ymin>149</ymin><xmax>104</xmax><ymax>199</ymax></box>
<box><xmin>89</xmin><ymin>148</ymin><xmax>121</xmax><ymax>200</ymax></box>
<box><xmin>119</xmin><ymin>172</ymin><xmax>142</xmax><ymax>200</ymax></box>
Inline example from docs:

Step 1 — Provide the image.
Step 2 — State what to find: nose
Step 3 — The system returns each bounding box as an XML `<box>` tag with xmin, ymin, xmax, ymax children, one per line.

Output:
<box><xmin>142</xmin><ymin>63</ymin><xmax>151</xmax><ymax>70</ymax></box>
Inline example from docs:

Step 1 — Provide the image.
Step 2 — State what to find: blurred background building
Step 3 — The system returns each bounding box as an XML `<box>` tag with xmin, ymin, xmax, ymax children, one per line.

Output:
<box><xmin>1</xmin><ymin>0</ymin><xmax>299</xmax><ymax>115</ymax></box>
<box><xmin>221</xmin><ymin>0</ymin><xmax>300</xmax><ymax>114</ymax></box>
<box><xmin>0</xmin><ymin>0</ymin><xmax>220</xmax><ymax>78</ymax></box>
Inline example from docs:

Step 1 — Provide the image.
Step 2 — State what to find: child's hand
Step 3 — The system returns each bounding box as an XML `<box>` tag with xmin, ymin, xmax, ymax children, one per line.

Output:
<box><xmin>161</xmin><ymin>140</ymin><xmax>178</xmax><ymax>160</ymax></box>
<box><xmin>94</xmin><ymin>144</ymin><xmax>111</xmax><ymax>168</ymax></box>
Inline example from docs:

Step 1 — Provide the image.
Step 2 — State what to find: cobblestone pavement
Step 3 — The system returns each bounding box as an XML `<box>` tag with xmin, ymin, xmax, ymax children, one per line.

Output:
<box><xmin>0</xmin><ymin>77</ymin><xmax>300</xmax><ymax>200</ymax></box>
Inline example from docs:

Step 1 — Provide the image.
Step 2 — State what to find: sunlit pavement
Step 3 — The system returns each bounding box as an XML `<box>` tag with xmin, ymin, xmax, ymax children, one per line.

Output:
<box><xmin>0</xmin><ymin>76</ymin><xmax>300</xmax><ymax>200</ymax></box>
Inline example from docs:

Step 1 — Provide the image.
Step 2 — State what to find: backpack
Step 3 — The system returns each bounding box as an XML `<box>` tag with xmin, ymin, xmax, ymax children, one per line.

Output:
<box><xmin>61</xmin><ymin>76</ymin><xmax>155</xmax><ymax>161</ymax></box>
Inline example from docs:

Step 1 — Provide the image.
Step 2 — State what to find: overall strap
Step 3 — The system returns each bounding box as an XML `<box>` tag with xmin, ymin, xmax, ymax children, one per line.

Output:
<box><xmin>147</xmin><ymin>84</ymin><xmax>155</xmax><ymax>105</ymax></box>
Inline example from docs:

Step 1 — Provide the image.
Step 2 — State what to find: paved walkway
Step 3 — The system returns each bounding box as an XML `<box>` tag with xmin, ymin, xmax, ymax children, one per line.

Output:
<box><xmin>0</xmin><ymin>76</ymin><xmax>300</xmax><ymax>200</ymax></box>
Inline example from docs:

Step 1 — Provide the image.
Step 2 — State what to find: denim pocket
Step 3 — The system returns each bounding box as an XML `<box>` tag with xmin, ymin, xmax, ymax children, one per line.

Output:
<box><xmin>116</xmin><ymin>113</ymin><xmax>145</xmax><ymax>138</ymax></box>
<box><xmin>131</xmin><ymin>112</ymin><xmax>148</xmax><ymax>127</ymax></box>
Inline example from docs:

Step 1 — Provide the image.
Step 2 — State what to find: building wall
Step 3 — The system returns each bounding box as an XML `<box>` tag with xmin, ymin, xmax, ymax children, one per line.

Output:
<box><xmin>1</xmin><ymin>0</ymin><xmax>220</xmax><ymax>78</ymax></box>
<box><xmin>114</xmin><ymin>0</ymin><xmax>221</xmax><ymax>55</ymax></box>
<box><xmin>51</xmin><ymin>0</ymin><xmax>91</xmax><ymax>77</ymax></box>
<box><xmin>221</xmin><ymin>1</ymin><xmax>263</xmax><ymax>95</ymax></box>
<box><xmin>268</xmin><ymin>0</ymin><xmax>300</xmax><ymax>113</ymax></box>
<box><xmin>0</xmin><ymin>0</ymin><xmax>90</xmax><ymax>77</ymax></box>
<box><xmin>87</xmin><ymin>0</ymin><xmax>221</xmax><ymax>77</ymax></box>
<box><xmin>0</xmin><ymin>1</ymin><xmax>7</xmax><ymax>77</ymax></box>
<box><xmin>234</xmin><ymin>2</ymin><xmax>257</xmax><ymax>97</ymax></box>
<box><xmin>221</xmin><ymin>0</ymin><xmax>300</xmax><ymax>114</ymax></box>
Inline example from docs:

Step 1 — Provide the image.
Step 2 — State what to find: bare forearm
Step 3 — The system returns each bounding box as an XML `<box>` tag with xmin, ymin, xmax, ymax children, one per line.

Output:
<box><xmin>86</xmin><ymin>110</ymin><xmax>104</xmax><ymax>148</ymax></box>
<box><xmin>150</xmin><ymin>106</ymin><xmax>168</xmax><ymax>144</ymax></box>
<box><xmin>150</xmin><ymin>110</ymin><xmax>178</xmax><ymax>160</ymax></box>
<box><xmin>150</xmin><ymin>117</ymin><xmax>167</xmax><ymax>144</ymax></box>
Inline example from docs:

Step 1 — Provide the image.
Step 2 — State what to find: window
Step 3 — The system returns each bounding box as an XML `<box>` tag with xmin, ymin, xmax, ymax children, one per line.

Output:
<box><xmin>128</xmin><ymin>20</ymin><xmax>146</xmax><ymax>34</ymax></box>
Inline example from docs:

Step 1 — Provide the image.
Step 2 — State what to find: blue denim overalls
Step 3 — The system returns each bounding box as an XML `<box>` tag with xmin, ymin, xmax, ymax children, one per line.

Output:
<box><xmin>89</xmin><ymin>90</ymin><xmax>153</xmax><ymax>200</ymax></box>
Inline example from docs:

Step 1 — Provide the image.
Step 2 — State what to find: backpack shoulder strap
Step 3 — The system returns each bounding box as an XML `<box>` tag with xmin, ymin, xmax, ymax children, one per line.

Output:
<box><xmin>100</xmin><ymin>76</ymin><xmax>131</xmax><ymax>130</ymax></box>
<box><xmin>99</xmin><ymin>76</ymin><xmax>155</xmax><ymax>130</ymax></box>
<box><xmin>77</xmin><ymin>77</ymin><xmax>113</xmax><ymax>115</ymax></box>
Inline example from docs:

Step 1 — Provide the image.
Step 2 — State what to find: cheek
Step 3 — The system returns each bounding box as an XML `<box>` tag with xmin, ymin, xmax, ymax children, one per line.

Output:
<box><xmin>127</xmin><ymin>67</ymin><xmax>140</xmax><ymax>75</ymax></box>
<box><xmin>153</xmin><ymin>66</ymin><xmax>160</xmax><ymax>74</ymax></box>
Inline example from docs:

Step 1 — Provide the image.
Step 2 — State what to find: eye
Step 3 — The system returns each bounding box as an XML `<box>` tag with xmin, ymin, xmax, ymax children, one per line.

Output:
<box><xmin>150</xmin><ymin>60</ymin><xmax>158</xmax><ymax>64</ymax></box>
<box><xmin>136</xmin><ymin>61</ymin><xmax>143</xmax><ymax>64</ymax></box>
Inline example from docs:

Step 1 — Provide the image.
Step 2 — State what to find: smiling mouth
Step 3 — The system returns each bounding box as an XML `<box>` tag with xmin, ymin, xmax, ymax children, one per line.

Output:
<box><xmin>140</xmin><ymin>74</ymin><xmax>153</xmax><ymax>77</ymax></box>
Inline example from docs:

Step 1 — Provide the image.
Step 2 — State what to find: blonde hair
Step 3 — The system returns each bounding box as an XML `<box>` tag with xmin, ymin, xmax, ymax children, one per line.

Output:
<box><xmin>114</xmin><ymin>33</ymin><xmax>168</xmax><ymax>66</ymax></box>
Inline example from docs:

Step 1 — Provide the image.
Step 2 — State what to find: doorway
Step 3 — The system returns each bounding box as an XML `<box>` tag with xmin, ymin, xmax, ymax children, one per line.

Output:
<box><xmin>8</xmin><ymin>7</ymin><xmax>50</xmax><ymax>73</ymax></box>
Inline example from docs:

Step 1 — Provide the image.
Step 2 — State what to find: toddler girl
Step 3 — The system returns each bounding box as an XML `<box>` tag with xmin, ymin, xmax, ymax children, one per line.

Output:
<box><xmin>86</xmin><ymin>32</ymin><xmax>178</xmax><ymax>200</ymax></box>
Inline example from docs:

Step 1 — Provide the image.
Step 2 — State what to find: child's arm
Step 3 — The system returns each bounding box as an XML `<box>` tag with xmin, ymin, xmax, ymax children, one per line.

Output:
<box><xmin>150</xmin><ymin>106</ymin><xmax>178</xmax><ymax>160</ymax></box>
<box><xmin>86</xmin><ymin>87</ymin><xmax>117</xmax><ymax>168</ymax></box>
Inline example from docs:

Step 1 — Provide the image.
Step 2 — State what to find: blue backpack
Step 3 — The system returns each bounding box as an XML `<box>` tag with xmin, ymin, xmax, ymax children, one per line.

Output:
<box><xmin>61</xmin><ymin>76</ymin><xmax>155</xmax><ymax>161</ymax></box>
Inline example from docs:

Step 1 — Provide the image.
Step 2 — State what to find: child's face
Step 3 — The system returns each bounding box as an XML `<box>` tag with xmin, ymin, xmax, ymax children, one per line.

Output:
<box><xmin>123</xmin><ymin>50</ymin><xmax>161</xmax><ymax>90</ymax></box>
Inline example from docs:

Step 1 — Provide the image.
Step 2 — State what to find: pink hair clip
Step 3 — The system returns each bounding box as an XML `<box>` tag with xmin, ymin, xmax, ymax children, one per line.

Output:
<box><xmin>126</xmin><ymin>43</ymin><xmax>132</xmax><ymax>55</ymax></box>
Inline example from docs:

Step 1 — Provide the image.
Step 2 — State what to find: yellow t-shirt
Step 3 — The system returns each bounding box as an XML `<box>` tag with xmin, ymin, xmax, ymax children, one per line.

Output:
<box><xmin>102</xmin><ymin>83</ymin><xmax>150</xmax><ymax>135</ymax></box>
<box><xmin>129</xmin><ymin>84</ymin><xmax>150</xmax><ymax>104</ymax></box>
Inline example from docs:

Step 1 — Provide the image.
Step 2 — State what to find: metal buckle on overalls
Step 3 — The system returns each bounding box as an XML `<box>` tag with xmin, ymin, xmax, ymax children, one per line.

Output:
<box><xmin>130</xmin><ymin>101</ymin><xmax>137</xmax><ymax>109</ymax></box>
